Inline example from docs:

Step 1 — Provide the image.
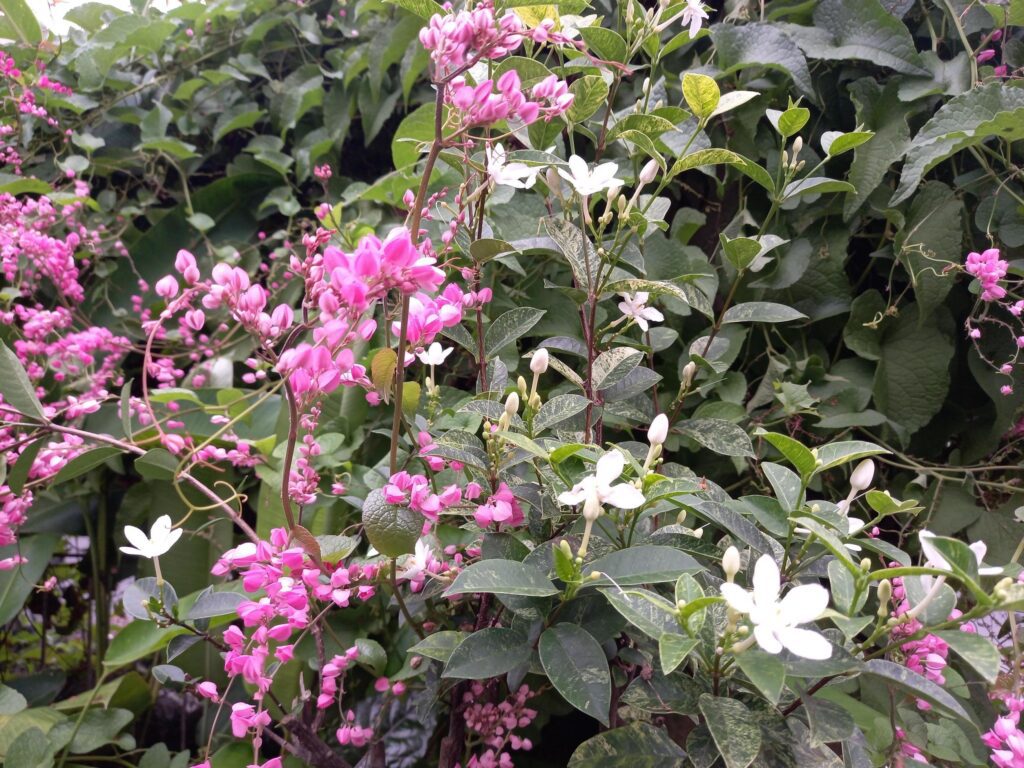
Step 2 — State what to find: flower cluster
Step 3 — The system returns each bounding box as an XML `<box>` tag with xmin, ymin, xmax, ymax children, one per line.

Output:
<box><xmin>962</xmin><ymin>247</ymin><xmax>1022</xmax><ymax>395</ymax></box>
<box><xmin>966</xmin><ymin>247</ymin><xmax>1009</xmax><ymax>301</ymax></box>
<box><xmin>984</xmin><ymin>695</ymin><xmax>1024</xmax><ymax>768</ymax></box>
<box><xmin>459</xmin><ymin>682</ymin><xmax>538</xmax><ymax>768</ymax></box>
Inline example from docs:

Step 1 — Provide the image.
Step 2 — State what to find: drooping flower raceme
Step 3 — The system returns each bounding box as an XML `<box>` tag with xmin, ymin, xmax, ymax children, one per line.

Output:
<box><xmin>720</xmin><ymin>554</ymin><xmax>832</xmax><ymax>659</ymax></box>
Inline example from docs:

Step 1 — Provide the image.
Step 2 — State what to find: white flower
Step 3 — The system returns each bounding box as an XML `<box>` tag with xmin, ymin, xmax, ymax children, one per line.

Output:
<box><xmin>919</xmin><ymin>530</ymin><xmax>1001</xmax><ymax>578</ymax></box>
<box><xmin>618</xmin><ymin>292</ymin><xmax>664</xmax><ymax>332</ymax></box>
<box><xmin>720</xmin><ymin>554</ymin><xmax>832</xmax><ymax>660</ymax></box>
<box><xmin>647</xmin><ymin>413</ymin><xmax>669</xmax><ymax>447</ymax></box>
<box><xmin>680</xmin><ymin>0</ymin><xmax>709</xmax><ymax>39</ymax></box>
<box><xmin>557</xmin><ymin>450</ymin><xmax>646</xmax><ymax>513</ymax></box>
<box><xmin>557</xmin><ymin>13</ymin><xmax>597</xmax><ymax>39</ymax></box>
<box><xmin>417</xmin><ymin>342</ymin><xmax>453</xmax><ymax>367</ymax></box>
<box><xmin>401</xmin><ymin>539</ymin><xmax>434</xmax><ymax>582</ymax></box>
<box><xmin>120</xmin><ymin>515</ymin><xmax>182</xmax><ymax>559</ymax></box>
<box><xmin>557</xmin><ymin>155</ymin><xmax>623</xmax><ymax>196</ymax></box>
<box><xmin>485</xmin><ymin>144</ymin><xmax>541</xmax><ymax>189</ymax></box>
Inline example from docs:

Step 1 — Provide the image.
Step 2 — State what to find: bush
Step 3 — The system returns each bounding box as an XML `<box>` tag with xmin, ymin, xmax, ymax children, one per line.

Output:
<box><xmin>0</xmin><ymin>0</ymin><xmax>1023</xmax><ymax>765</ymax></box>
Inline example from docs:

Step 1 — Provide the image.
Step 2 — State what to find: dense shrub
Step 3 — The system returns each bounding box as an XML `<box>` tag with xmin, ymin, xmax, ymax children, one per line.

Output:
<box><xmin>1</xmin><ymin>0</ymin><xmax>1023</xmax><ymax>765</ymax></box>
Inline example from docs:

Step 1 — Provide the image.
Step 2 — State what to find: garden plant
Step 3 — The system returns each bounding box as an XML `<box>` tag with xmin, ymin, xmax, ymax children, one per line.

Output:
<box><xmin>1</xmin><ymin>0</ymin><xmax>1024</xmax><ymax>765</ymax></box>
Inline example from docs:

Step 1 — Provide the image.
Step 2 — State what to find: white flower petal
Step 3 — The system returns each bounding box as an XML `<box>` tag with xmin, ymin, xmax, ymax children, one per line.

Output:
<box><xmin>753</xmin><ymin>624</ymin><xmax>784</xmax><ymax>654</ymax></box>
<box><xmin>778</xmin><ymin>584</ymin><xmax>830</xmax><ymax>625</ymax></box>
<box><xmin>119</xmin><ymin>546</ymin><xmax>146</xmax><ymax>557</ymax></box>
<box><xmin>918</xmin><ymin>530</ymin><xmax>951</xmax><ymax>571</ymax></box>
<box><xmin>595</xmin><ymin>450</ymin><xmax>626</xmax><ymax>487</ymax></box>
<box><xmin>751</xmin><ymin>554</ymin><xmax>781</xmax><ymax>609</ymax></box>
<box><xmin>558</xmin><ymin>486</ymin><xmax>588</xmax><ymax>506</ymax></box>
<box><xmin>123</xmin><ymin>525</ymin><xmax>151</xmax><ymax>553</ymax></box>
<box><xmin>719</xmin><ymin>582</ymin><xmax>754</xmax><ymax>614</ymax></box>
<box><xmin>603</xmin><ymin>483</ymin><xmax>646</xmax><ymax>510</ymax></box>
<box><xmin>777</xmin><ymin>626</ymin><xmax>832</xmax><ymax>660</ymax></box>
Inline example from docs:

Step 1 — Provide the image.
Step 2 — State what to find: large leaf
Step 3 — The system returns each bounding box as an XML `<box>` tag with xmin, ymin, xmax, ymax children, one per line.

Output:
<box><xmin>0</xmin><ymin>341</ymin><xmax>45</xmax><ymax>420</ymax></box>
<box><xmin>891</xmin><ymin>82</ymin><xmax>1024</xmax><ymax>204</ymax></box>
<box><xmin>861</xmin><ymin>659</ymin><xmax>971</xmax><ymax>721</ymax></box>
<box><xmin>722</xmin><ymin>302</ymin><xmax>807</xmax><ymax>324</ymax></box>
<box><xmin>539</xmin><ymin>625</ymin><xmax>611</xmax><ymax>725</ymax></box>
<box><xmin>443</xmin><ymin>559</ymin><xmax>558</xmax><ymax>598</ymax></box>
<box><xmin>0</xmin><ymin>0</ymin><xmax>41</xmax><ymax>45</ymax></box>
<box><xmin>582</xmin><ymin>545</ymin><xmax>702</xmax><ymax>586</ymax></box>
<box><xmin>600</xmin><ymin>587</ymin><xmax>682</xmax><ymax>639</ymax></box>
<box><xmin>933</xmin><ymin>630</ymin><xmax>1000</xmax><ymax>684</ymax></box>
<box><xmin>780</xmin><ymin>0</ymin><xmax>927</xmax><ymax>75</ymax></box>
<box><xmin>699</xmin><ymin>695</ymin><xmax>761</xmax><ymax>768</ymax></box>
<box><xmin>894</xmin><ymin>182</ymin><xmax>963</xmax><ymax>319</ymax></box>
<box><xmin>678</xmin><ymin>418</ymin><xmax>754</xmax><ymax>457</ymax></box>
<box><xmin>0</xmin><ymin>535</ymin><xmax>60</xmax><ymax>624</ymax></box>
<box><xmin>442</xmin><ymin>628</ymin><xmax>531</xmax><ymax>679</ymax></box>
<box><xmin>544</xmin><ymin>216</ymin><xmax>600</xmax><ymax>293</ymax></box>
<box><xmin>568</xmin><ymin>722</ymin><xmax>686</xmax><ymax>767</ymax></box>
<box><xmin>484</xmin><ymin>307</ymin><xmax>545</xmax><ymax>356</ymax></box>
<box><xmin>710</xmin><ymin>23</ymin><xmax>814</xmax><ymax>99</ymax></box>
<box><xmin>534</xmin><ymin>394</ymin><xmax>590</xmax><ymax>431</ymax></box>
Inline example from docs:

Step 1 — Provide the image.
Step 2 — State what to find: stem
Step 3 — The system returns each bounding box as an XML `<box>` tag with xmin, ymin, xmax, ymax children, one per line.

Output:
<box><xmin>391</xmin><ymin>80</ymin><xmax>446</xmax><ymax>474</ymax></box>
<box><xmin>280</xmin><ymin>380</ymin><xmax>300</xmax><ymax>530</ymax></box>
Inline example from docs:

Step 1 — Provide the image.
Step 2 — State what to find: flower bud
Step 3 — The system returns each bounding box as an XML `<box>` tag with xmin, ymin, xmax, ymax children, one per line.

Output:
<box><xmin>517</xmin><ymin>376</ymin><xmax>528</xmax><ymax>398</ymax></box>
<box><xmin>850</xmin><ymin>459</ymin><xmax>875</xmax><ymax>493</ymax></box>
<box><xmin>504</xmin><ymin>391</ymin><xmax>520</xmax><ymax>417</ymax></box>
<box><xmin>860</xmin><ymin>557</ymin><xmax>872</xmax><ymax>571</ymax></box>
<box><xmin>781</xmin><ymin>149</ymin><xmax>789</xmax><ymax>168</ymax></box>
<box><xmin>792</xmin><ymin>136</ymin><xmax>803</xmax><ymax>159</ymax></box>
<box><xmin>639</xmin><ymin>159</ymin><xmax>659</xmax><ymax>185</ymax></box>
<box><xmin>531</xmin><ymin>349</ymin><xmax>550</xmax><ymax>376</ymax></box>
<box><xmin>876</xmin><ymin>579</ymin><xmax>892</xmax><ymax>617</ymax></box>
<box><xmin>647</xmin><ymin>413</ymin><xmax>669</xmax><ymax>446</ymax></box>
<box><xmin>681</xmin><ymin>361</ymin><xmax>697</xmax><ymax>388</ymax></box>
<box><xmin>558</xmin><ymin>539</ymin><xmax>573</xmax><ymax>558</ymax></box>
<box><xmin>722</xmin><ymin>546</ymin><xmax>741</xmax><ymax>582</ymax></box>
<box><xmin>529</xmin><ymin>393</ymin><xmax>541</xmax><ymax>411</ymax></box>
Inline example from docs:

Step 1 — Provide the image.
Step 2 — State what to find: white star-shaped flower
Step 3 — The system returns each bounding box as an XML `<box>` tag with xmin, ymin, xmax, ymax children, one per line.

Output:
<box><xmin>120</xmin><ymin>515</ymin><xmax>182</xmax><ymax>559</ymax></box>
<box><xmin>485</xmin><ymin>144</ymin><xmax>542</xmax><ymax>189</ymax></box>
<box><xmin>557</xmin><ymin>450</ymin><xmax>645</xmax><ymax>512</ymax></box>
<box><xmin>720</xmin><ymin>554</ymin><xmax>832</xmax><ymax>660</ymax></box>
<box><xmin>557</xmin><ymin>155</ymin><xmax>623</xmax><ymax>196</ymax></box>
<box><xmin>417</xmin><ymin>342</ymin><xmax>454</xmax><ymax>367</ymax></box>
<box><xmin>680</xmin><ymin>0</ymin><xmax>709</xmax><ymax>38</ymax></box>
<box><xmin>618</xmin><ymin>292</ymin><xmax>664</xmax><ymax>332</ymax></box>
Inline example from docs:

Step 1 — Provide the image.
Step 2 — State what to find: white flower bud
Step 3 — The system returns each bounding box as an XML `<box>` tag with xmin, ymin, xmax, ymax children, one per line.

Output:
<box><xmin>517</xmin><ymin>376</ymin><xmax>528</xmax><ymax>398</ymax></box>
<box><xmin>792</xmin><ymin>136</ymin><xmax>803</xmax><ymax>158</ymax></box>
<box><xmin>647</xmin><ymin>413</ymin><xmax>669</xmax><ymax>446</ymax></box>
<box><xmin>639</xmin><ymin>159</ymin><xmax>659</xmax><ymax>185</ymax></box>
<box><xmin>504</xmin><ymin>391</ymin><xmax>520</xmax><ymax>417</ymax></box>
<box><xmin>849</xmin><ymin>459</ymin><xmax>875</xmax><ymax>493</ymax></box>
<box><xmin>722</xmin><ymin>545</ymin><xmax>741</xmax><ymax>582</ymax></box>
<box><xmin>530</xmin><ymin>348</ymin><xmax>550</xmax><ymax>375</ymax></box>
<box><xmin>681</xmin><ymin>361</ymin><xmax>697</xmax><ymax>388</ymax></box>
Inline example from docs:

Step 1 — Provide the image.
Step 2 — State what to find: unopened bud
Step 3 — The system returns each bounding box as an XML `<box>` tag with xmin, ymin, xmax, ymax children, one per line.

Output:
<box><xmin>810</xmin><ymin>503</ymin><xmax>820</xmax><ymax>514</ymax></box>
<box><xmin>850</xmin><ymin>459</ymin><xmax>875</xmax><ymax>493</ymax></box>
<box><xmin>876</xmin><ymin>579</ymin><xmax>892</xmax><ymax>617</ymax></box>
<box><xmin>531</xmin><ymin>348</ymin><xmax>549</xmax><ymax>374</ymax></box>
<box><xmin>589</xmin><ymin>571</ymin><xmax>602</xmax><ymax>580</ymax></box>
<box><xmin>795</xmin><ymin>160</ymin><xmax>806</xmax><ymax>172</ymax></box>
<box><xmin>647</xmin><ymin>413</ymin><xmax>669</xmax><ymax>446</ymax></box>
<box><xmin>559</xmin><ymin>540</ymin><xmax>572</xmax><ymax>558</ymax></box>
<box><xmin>676</xmin><ymin>599</ymin><xmax>686</xmax><ymax>610</ymax></box>
<box><xmin>792</xmin><ymin>135</ymin><xmax>803</xmax><ymax>156</ymax></box>
<box><xmin>529</xmin><ymin>393</ymin><xmax>541</xmax><ymax>411</ymax></box>
<box><xmin>722</xmin><ymin>546</ymin><xmax>741</xmax><ymax>582</ymax></box>
<box><xmin>681</xmin><ymin>361</ymin><xmax>697</xmax><ymax>388</ymax></box>
<box><xmin>654</xmin><ymin>99</ymin><xmax>664</xmax><ymax>109</ymax></box>
<box><xmin>860</xmin><ymin>557</ymin><xmax>872</xmax><ymax>571</ymax></box>
<box><xmin>781</xmin><ymin>149</ymin><xmax>789</xmax><ymax>168</ymax></box>
<box><xmin>504</xmin><ymin>391</ymin><xmax>520</xmax><ymax>417</ymax></box>
<box><xmin>517</xmin><ymin>376</ymin><xmax>528</xmax><ymax>398</ymax></box>
<box><xmin>639</xmin><ymin>159</ymin><xmax>659</xmax><ymax>185</ymax></box>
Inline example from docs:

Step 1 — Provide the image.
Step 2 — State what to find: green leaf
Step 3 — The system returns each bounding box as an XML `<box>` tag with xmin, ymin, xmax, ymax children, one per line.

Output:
<box><xmin>603</xmin><ymin>277</ymin><xmax>714</xmax><ymax>318</ymax></box>
<box><xmin>768</xmin><ymin>106</ymin><xmax>810</xmax><ymax>137</ymax></box>
<box><xmin>443</xmin><ymin>628</ymin><xmax>531</xmax><ymax>679</ymax></box>
<box><xmin>711</xmin><ymin>23</ymin><xmax>814</xmax><ymax>99</ymax></box>
<box><xmin>568</xmin><ymin>75</ymin><xmax>610</xmax><ymax>123</ymax></box>
<box><xmin>577</xmin><ymin>26</ymin><xmax>628</xmax><ymax>63</ymax></box>
<box><xmin>534</xmin><ymin>394</ymin><xmax>590</xmax><ymax>431</ymax></box>
<box><xmin>103</xmin><ymin>621</ymin><xmax>187</xmax><ymax>668</ymax></box>
<box><xmin>678</xmin><ymin>418</ymin><xmax>754</xmax><ymax>457</ymax></box>
<box><xmin>873</xmin><ymin>304</ymin><xmax>954</xmax><ymax>436</ymax></box>
<box><xmin>722</xmin><ymin>302</ymin><xmax>807</xmax><ymax>324</ymax></box>
<box><xmin>592</xmin><ymin>348</ymin><xmax>643</xmax><ymax>390</ymax></box>
<box><xmin>134</xmin><ymin>449</ymin><xmax>178</xmax><ymax>481</ymax></box>
<box><xmin>784</xmin><ymin>0</ymin><xmax>927</xmax><ymax>75</ymax></box>
<box><xmin>0</xmin><ymin>684</ymin><xmax>27</xmax><ymax>716</ymax></box>
<box><xmin>933</xmin><ymin>630</ymin><xmax>1000</xmax><ymax>684</ymax></box>
<box><xmin>781</xmin><ymin>176</ymin><xmax>855</xmax><ymax>201</ymax></box>
<box><xmin>734</xmin><ymin>649</ymin><xmax>785</xmax><ymax>704</ymax></box>
<box><xmin>757</xmin><ymin>430</ymin><xmax>817</xmax><ymax>479</ymax></box>
<box><xmin>0</xmin><ymin>0</ymin><xmax>41</xmax><ymax>45</ymax></box>
<box><xmin>659</xmin><ymin>635</ymin><xmax>699</xmax><ymax>674</ymax></box>
<box><xmin>5</xmin><ymin>728</ymin><xmax>53</xmax><ymax>768</ymax></box>
<box><xmin>568</xmin><ymin>722</ymin><xmax>686</xmax><ymax>767</ymax></box>
<box><xmin>444</xmin><ymin>559</ymin><xmax>558</xmax><ymax>598</ymax></box>
<box><xmin>0</xmin><ymin>534</ymin><xmax>59</xmax><ymax>624</ymax></box>
<box><xmin>185</xmin><ymin>588</ymin><xmax>245</xmax><ymax>621</ymax></box>
<box><xmin>682</xmin><ymin>73</ymin><xmax>720</xmax><ymax>121</ymax></box>
<box><xmin>844</xmin><ymin>80</ymin><xmax>913</xmax><ymax>220</ymax></box>
<box><xmin>600</xmin><ymin>588</ymin><xmax>682</xmax><ymax>639</ymax></box>
<box><xmin>0</xmin><ymin>175</ymin><xmax>50</xmax><ymax>195</ymax></box>
<box><xmin>544</xmin><ymin>216</ymin><xmax>600</xmax><ymax>293</ymax></box>
<box><xmin>762</xmin><ymin>462</ymin><xmax>802</xmax><ymax>512</ymax></box>
<box><xmin>583</xmin><ymin>545</ymin><xmax>702</xmax><ymax>586</ymax></box>
<box><xmin>0</xmin><ymin>341</ymin><xmax>45</xmax><ymax>420</ymax></box>
<box><xmin>52</xmin><ymin>446</ymin><xmax>122</xmax><ymax>484</ymax></box>
<box><xmin>49</xmin><ymin>707</ymin><xmax>133</xmax><ymax>754</ymax></box>
<box><xmin>391</xmin><ymin>102</ymin><xmax>435</xmax><ymax>169</ymax></box>
<box><xmin>895</xmin><ymin>182</ymin><xmax>963</xmax><ymax>319</ymax></box>
<box><xmin>891</xmin><ymin>82</ymin><xmax>1024</xmax><ymax>204</ymax></box>
<box><xmin>803</xmin><ymin>694</ymin><xmax>855</xmax><ymax>746</ymax></box>
<box><xmin>213</xmin><ymin>103</ymin><xmax>264</xmax><ymax>142</ymax></box>
<box><xmin>861</xmin><ymin>659</ymin><xmax>971</xmax><ymax>722</ymax></box>
<box><xmin>813</xmin><ymin>440</ymin><xmax>887</xmax><ymax>473</ymax></box>
<box><xmin>484</xmin><ymin>307</ymin><xmax>545</xmax><ymax>356</ymax></box>
<box><xmin>540</xmin><ymin>625</ymin><xmax>611</xmax><ymax>725</ymax></box>
<box><xmin>821</xmin><ymin>130</ymin><xmax>874</xmax><ymax>157</ymax></box>
<box><xmin>384</xmin><ymin>0</ymin><xmax>442</xmax><ymax>19</ymax></box>
<box><xmin>719</xmin><ymin>235</ymin><xmax>761</xmax><ymax>271</ymax></box>
<box><xmin>699</xmin><ymin>695</ymin><xmax>761</xmax><ymax>768</ymax></box>
<box><xmin>408</xmin><ymin>631</ymin><xmax>468</xmax><ymax>664</ymax></box>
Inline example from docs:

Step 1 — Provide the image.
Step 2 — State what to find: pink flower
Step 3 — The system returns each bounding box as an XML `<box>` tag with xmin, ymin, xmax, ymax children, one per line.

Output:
<box><xmin>965</xmin><ymin>247</ymin><xmax>1008</xmax><ymax>301</ymax></box>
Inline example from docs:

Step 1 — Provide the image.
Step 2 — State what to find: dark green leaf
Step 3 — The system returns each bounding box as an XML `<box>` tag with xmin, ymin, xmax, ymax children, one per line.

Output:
<box><xmin>444</xmin><ymin>559</ymin><xmax>558</xmax><ymax>598</ymax></box>
<box><xmin>443</xmin><ymin>628</ymin><xmax>531</xmax><ymax>679</ymax></box>
<box><xmin>539</xmin><ymin>624</ymin><xmax>611</xmax><ymax>725</ymax></box>
<box><xmin>699</xmin><ymin>695</ymin><xmax>761</xmax><ymax>768</ymax></box>
<box><xmin>0</xmin><ymin>341</ymin><xmax>45</xmax><ymax>420</ymax></box>
<box><xmin>568</xmin><ymin>722</ymin><xmax>686</xmax><ymax>767</ymax></box>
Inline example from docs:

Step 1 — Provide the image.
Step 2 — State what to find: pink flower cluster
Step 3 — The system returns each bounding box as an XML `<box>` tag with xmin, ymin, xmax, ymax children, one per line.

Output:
<box><xmin>473</xmin><ymin>482</ymin><xmax>524</xmax><ymax>528</ymax></box>
<box><xmin>384</xmin><ymin>471</ymin><xmax>466</xmax><ymax>523</ymax></box>
<box><xmin>418</xmin><ymin>1</ymin><xmax>526</xmax><ymax>76</ymax></box>
<box><xmin>458</xmin><ymin>683</ymin><xmax>538</xmax><ymax>768</ymax></box>
<box><xmin>966</xmin><ymin>247</ymin><xmax>1009</xmax><ymax>301</ymax></box>
<box><xmin>448</xmin><ymin>71</ymin><xmax>572</xmax><ymax>128</ymax></box>
<box><xmin>985</xmin><ymin>695</ymin><xmax>1024</xmax><ymax>768</ymax></box>
<box><xmin>1</xmin><ymin>54</ymin><xmax>71</xmax><ymax>175</ymax></box>
<box><xmin>895</xmin><ymin>727</ymin><xmax>930</xmax><ymax>766</ymax></box>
